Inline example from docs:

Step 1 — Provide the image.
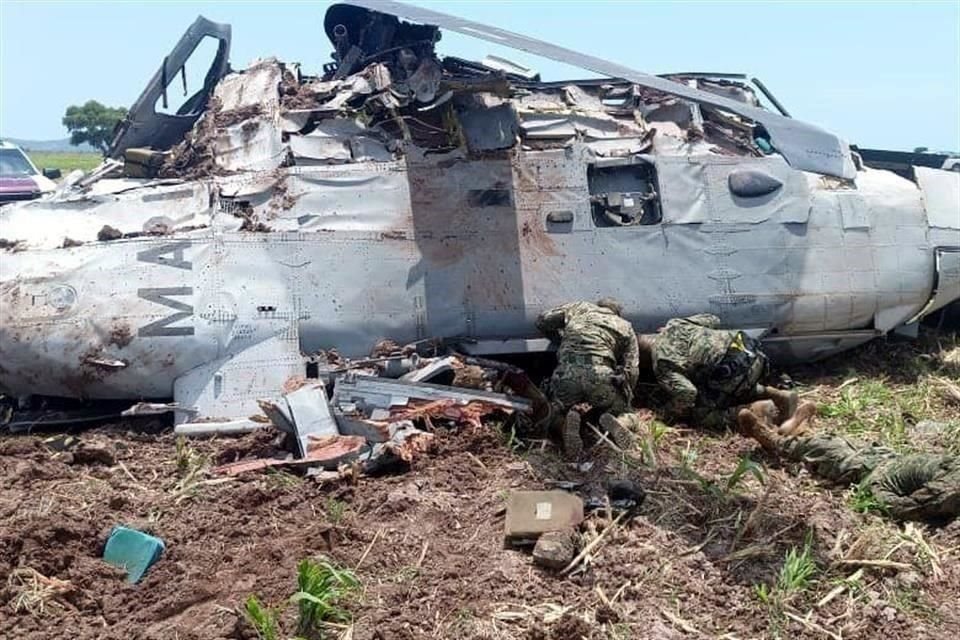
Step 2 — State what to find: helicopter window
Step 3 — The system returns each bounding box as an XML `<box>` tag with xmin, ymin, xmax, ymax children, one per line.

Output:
<box><xmin>587</xmin><ymin>161</ymin><xmax>662</xmax><ymax>227</ymax></box>
<box><xmin>154</xmin><ymin>36</ymin><xmax>222</xmax><ymax>117</ymax></box>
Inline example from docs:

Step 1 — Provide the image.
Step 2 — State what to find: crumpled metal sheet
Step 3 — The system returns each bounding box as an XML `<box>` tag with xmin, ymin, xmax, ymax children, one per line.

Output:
<box><xmin>0</xmin><ymin>181</ymin><xmax>215</xmax><ymax>250</ymax></box>
<box><xmin>332</xmin><ymin>373</ymin><xmax>532</xmax><ymax>414</ymax></box>
<box><xmin>212</xmin><ymin>60</ymin><xmax>286</xmax><ymax>172</ymax></box>
<box><xmin>265</xmin><ymin>162</ymin><xmax>412</xmax><ymax>231</ymax></box>
<box><xmin>288</xmin><ymin>118</ymin><xmax>391</xmax><ymax>164</ymax></box>
<box><xmin>348</xmin><ymin>0</ymin><xmax>856</xmax><ymax>180</ymax></box>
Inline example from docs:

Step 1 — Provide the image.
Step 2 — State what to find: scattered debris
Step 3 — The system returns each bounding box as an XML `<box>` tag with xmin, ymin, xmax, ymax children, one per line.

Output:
<box><xmin>259</xmin><ymin>383</ymin><xmax>339</xmax><ymax>458</ymax></box>
<box><xmin>102</xmin><ymin>526</ymin><xmax>165</xmax><ymax>583</ymax></box>
<box><xmin>504</xmin><ymin>490</ymin><xmax>585</xmax><ymax>541</ymax></box>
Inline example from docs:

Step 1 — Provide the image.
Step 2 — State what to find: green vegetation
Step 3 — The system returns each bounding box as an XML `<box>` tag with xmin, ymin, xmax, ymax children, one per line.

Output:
<box><xmin>324</xmin><ymin>498</ymin><xmax>347</xmax><ymax>525</ymax></box>
<box><xmin>725</xmin><ymin>455</ymin><xmax>766</xmax><ymax>493</ymax></box>
<box><xmin>243</xmin><ymin>557</ymin><xmax>361</xmax><ymax>640</ymax></box>
<box><xmin>291</xmin><ymin>558</ymin><xmax>361</xmax><ymax>634</ymax></box>
<box><xmin>243</xmin><ymin>595</ymin><xmax>280</xmax><ymax>640</ymax></box>
<box><xmin>755</xmin><ymin>534</ymin><xmax>819</xmax><ymax>621</ymax></box>
<box><xmin>26</xmin><ymin>151</ymin><xmax>101</xmax><ymax>175</ymax></box>
<box><xmin>777</xmin><ymin>538</ymin><xmax>818</xmax><ymax>594</ymax></box>
<box><xmin>847</xmin><ymin>481</ymin><xmax>888</xmax><ymax>515</ymax></box>
<box><xmin>890</xmin><ymin>587</ymin><xmax>941</xmax><ymax>622</ymax></box>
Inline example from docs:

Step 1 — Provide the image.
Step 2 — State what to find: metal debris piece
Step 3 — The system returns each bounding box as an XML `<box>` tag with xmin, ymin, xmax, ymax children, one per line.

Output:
<box><xmin>121</xmin><ymin>402</ymin><xmax>183</xmax><ymax>416</ymax></box>
<box><xmin>173</xmin><ymin>419</ymin><xmax>267</xmax><ymax>437</ymax></box>
<box><xmin>83</xmin><ymin>356</ymin><xmax>127</xmax><ymax>369</ymax></box>
<box><xmin>333</xmin><ymin>374</ymin><xmax>532</xmax><ymax>415</ymax></box>
<box><xmin>400</xmin><ymin>355</ymin><xmax>457</xmax><ymax>384</ymax></box>
<box><xmin>214</xmin><ymin>435</ymin><xmax>368</xmax><ymax>475</ymax></box>
<box><xmin>259</xmin><ymin>383</ymin><xmax>339</xmax><ymax>457</ymax></box>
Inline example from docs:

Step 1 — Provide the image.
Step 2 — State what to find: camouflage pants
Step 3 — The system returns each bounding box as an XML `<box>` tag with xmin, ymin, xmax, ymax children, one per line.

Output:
<box><xmin>690</xmin><ymin>405</ymin><xmax>740</xmax><ymax>431</ymax></box>
<box><xmin>780</xmin><ymin>433</ymin><xmax>960</xmax><ymax>521</ymax></box>
<box><xmin>548</xmin><ymin>363</ymin><xmax>631</xmax><ymax>416</ymax></box>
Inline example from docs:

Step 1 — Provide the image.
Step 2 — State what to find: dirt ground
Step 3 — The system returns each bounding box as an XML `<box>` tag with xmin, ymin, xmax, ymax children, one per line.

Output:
<box><xmin>1</xmin><ymin>332</ymin><xmax>959</xmax><ymax>639</ymax></box>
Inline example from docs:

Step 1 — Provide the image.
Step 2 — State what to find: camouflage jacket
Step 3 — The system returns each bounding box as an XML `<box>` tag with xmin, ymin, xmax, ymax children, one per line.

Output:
<box><xmin>651</xmin><ymin>314</ymin><xmax>751</xmax><ymax>412</ymax></box>
<box><xmin>536</xmin><ymin>302</ymin><xmax>640</xmax><ymax>390</ymax></box>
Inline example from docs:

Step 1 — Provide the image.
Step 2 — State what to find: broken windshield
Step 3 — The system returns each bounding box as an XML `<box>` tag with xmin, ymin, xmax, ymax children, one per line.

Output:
<box><xmin>0</xmin><ymin>148</ymin><xmax>37</xmax><ymax>177</ymax></box>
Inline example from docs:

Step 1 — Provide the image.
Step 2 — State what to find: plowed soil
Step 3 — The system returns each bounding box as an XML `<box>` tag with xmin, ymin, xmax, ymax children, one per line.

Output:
<box><xmin>2</xmin><ymin>334</ymin><xmax>959</xmax><ymax>639</ymax></box>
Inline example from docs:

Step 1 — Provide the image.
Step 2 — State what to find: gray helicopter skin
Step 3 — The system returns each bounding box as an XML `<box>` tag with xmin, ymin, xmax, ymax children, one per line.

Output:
<box><xmin>1</xmin><ymin>1</ymin><xmax>958</xmax><ymax>425</ymax></box>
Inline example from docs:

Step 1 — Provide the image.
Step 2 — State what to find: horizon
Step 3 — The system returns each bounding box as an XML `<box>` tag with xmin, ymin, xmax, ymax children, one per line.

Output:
<box><xmin>1</xmin><ymin>1</ymin><xmax>958</xmax><ymax>152</ymax></box>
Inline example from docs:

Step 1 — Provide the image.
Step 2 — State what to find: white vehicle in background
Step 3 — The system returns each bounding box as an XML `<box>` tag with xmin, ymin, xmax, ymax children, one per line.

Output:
<box><xmin>0</xmin><ymin>140</ymin><xmax>61</xmax><ymax>205</ymax></box>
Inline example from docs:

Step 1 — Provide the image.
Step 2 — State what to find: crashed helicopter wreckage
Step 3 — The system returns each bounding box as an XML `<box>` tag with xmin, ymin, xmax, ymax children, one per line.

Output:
<box><xmin>0</xmin><ymin>1</ymin><xmax>958</xmax><ymax>433</ymax></box>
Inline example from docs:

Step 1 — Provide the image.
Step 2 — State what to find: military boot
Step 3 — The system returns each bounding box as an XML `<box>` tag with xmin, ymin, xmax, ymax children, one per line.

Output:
<box><xmin>760</xmin><ymin>386</ymin><xmax>798</xmax><ymax>422</ymax></box>
<box><xmin>562</xmin><ymin>410</ymin><xmax>584</xmax><ymax>460</ymax></box>
<box><xmin>737</xmin><ymin>407</ymin><xmax>782</xmax><ymax>454</ymax></box>
<box><xmin>599</xmin><ymin>413</ymin><xmax>636</xmax><ymax>451</ymax></box>
<box><xmin>777</xmin><ymin>400</ymin><xmax>817</xmax><ymax>436</ymax></box>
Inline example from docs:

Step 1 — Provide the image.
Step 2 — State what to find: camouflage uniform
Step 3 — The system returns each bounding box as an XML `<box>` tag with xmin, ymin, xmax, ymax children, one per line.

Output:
<box><xmin>759</xmin><ymin>429</ymin><xmax>960</xmax><ymax>521</ymax></box>
<box><xmin>537</xmin><ymin>302</ymin><xmax>640</xmax><ymax>415</ymax></box>
<box><xmin>651</xmin><ymin>314</ymin><xmax>768</xmax><ymax>429</ymax></box>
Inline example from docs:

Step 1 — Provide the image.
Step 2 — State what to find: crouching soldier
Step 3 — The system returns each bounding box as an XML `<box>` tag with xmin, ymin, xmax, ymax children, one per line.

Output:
<box><xmin>537</xmin><ymin>299</ymin><xmax>640</xmax><ymax>458</ymax></box>
<box><xmin>739</xmin><ymin>402</ymin><xmax>960</xmax><ymax>521</ymax></box>
<box><xmin>641</xmin><ymin>314</ymin><xmax>797</xmax><ymax>430</ymax></box>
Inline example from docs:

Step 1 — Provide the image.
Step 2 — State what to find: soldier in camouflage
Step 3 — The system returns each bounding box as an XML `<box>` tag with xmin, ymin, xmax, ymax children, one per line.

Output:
<box><xmin>739</xmin><ymin>402</ymin><xmax>959</xmax><ymax>521</ymax></box>
<box><xmin>642</xmin><ymin>313</ymin><xmax>796</xmax><ymax>429</ymax></box>
<box><xmin>536</xmin><ymin>299</ymin><xmax>640</xmax><ymax>458</ymax></box>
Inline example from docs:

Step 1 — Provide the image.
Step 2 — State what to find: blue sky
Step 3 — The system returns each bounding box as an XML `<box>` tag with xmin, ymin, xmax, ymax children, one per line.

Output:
<box><xmin>1</xmin><ymin>0</ymin><xmax>958</xmax><ymax>151</ymax></box>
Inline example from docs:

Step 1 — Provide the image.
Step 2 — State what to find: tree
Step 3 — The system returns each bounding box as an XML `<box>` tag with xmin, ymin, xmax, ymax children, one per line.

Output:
<box><xmin>62</xmin><ymin>100</ymin><xmax>127</xmax><ymax>155</ymax></box>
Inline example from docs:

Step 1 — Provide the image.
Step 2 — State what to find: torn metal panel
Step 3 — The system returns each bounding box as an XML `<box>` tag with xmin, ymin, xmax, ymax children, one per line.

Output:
<box><xmin>332</xmin><ymin>374</ymin><xmax>532</xmax><ymax>414</ymax></box>
<box><xmin>262</xmin><ymin>383</ymin><xmax>340</xmax><ymax>458</ymax></box>
<box><xmin>0</xmin><ymin>181</ymin><xmax>215</xmax><ymax>250</ymax></box>
<box><xmin>400</xmin><ymin>355</ymin><xmax>457</xmax><ymax>384</ymax></box>
<box><xmin>210</xmin><ymin>60</ymin><xmax>286</xmax><ymax>172</ymax></box>
<box><xmin>266</xmin><ymin>161</ymin><xmax>412</xmax><ymax>231</ymax></box>
<box><xmin>909</xmin><ymin>248</ymin><xmax>960</xmax><ymax>322</ymax></box>
<box><xmin>344</xmin><ymin>0</ymin><xmax>856</xmax><ymax>179</ymax></box>
<box><xmin>289</xmin><ymin>133</ymin><xmax>352</xmax><ymax>163</ymax></box>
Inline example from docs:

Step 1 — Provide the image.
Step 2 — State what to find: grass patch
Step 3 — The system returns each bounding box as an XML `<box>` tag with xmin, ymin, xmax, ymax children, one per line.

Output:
<box><xmin>777</xmin><ymin>538</ymin><xmax>818</xmax><ymax>594</ymax></box>
<box><xmin>243</xmin><ymin>595</ymin><xmax>280</xmax><ymax>640</ymax></box>
<box><xmin>801</xmin><ymin>331</ymin><xmax>960</xmax><ymax>453</ymax></box>
<box><xmin>725</xmin><ymin>455</ymin><xmax>766</xmax><ymax>493</ymax></box>
<box><xmin>755</xmin><ymin>533</ymin><xmax>819</xmax><ymax>620</ymax></box>
<box><xmin>243</xmin><ymin>557</ymin><xmax>361</xmax><ymax>640</ymax></box>
<box><xmin>325</xmin><ymin>498</ymin><xmax>347</xmax><ymax>525</ymax></box>
<box><xmin>26</xmin><ymin>151</ymin><xmax>102</xmax><ymax>175</ymax></box>
<box><xmin>292</xmin><ymin>558</ymin><xmax>361</xmax><ymax>634</ymax></box>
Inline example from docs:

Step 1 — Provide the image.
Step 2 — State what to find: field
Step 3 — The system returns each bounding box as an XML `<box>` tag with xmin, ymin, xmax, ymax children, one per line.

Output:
<box><xmin>26</xmin><ymin>151</ymin><xmax>102</xmax><ymax>175</ymax></box>
<box><xmin>1</xmin><ymin>331</ymin><xmax>958</xmax><ymax>640</ymax></box>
